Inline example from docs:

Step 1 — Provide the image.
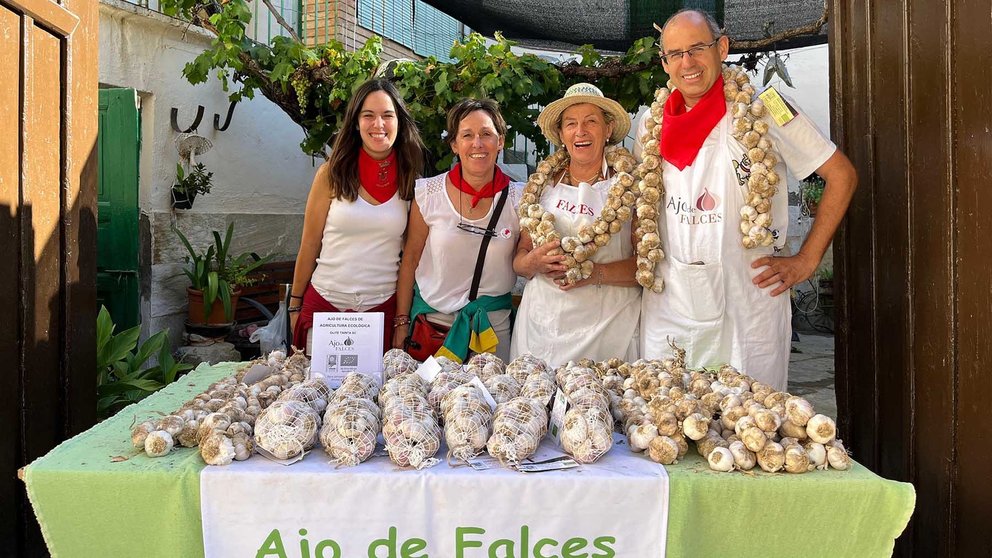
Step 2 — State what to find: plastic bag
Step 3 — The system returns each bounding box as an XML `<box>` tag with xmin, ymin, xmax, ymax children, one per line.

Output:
<box><xmin>250</xmin><ymin>302</ymin><xmax>288</xmax><ymax>354</ymax></box>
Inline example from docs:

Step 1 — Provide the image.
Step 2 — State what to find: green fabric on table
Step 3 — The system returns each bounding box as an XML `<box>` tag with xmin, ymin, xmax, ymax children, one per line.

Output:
<box><xmin>664</xmin><ymin>453</ymin><xmax>916</xmax><ymax>558</ymax></box>
<box><xmin>24</xmin><ymin>362</ymin><xmax>240</xmax><ymax>558</ymax></box>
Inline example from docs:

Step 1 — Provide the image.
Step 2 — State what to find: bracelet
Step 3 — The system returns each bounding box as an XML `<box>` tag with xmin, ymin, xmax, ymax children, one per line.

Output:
<box><xmin>393</xmin><ymin>314</ymin><xmax>411</xmax><ymax>326</ymax></box>
<box><xmin>288</xmin><ymin>305</ymin><xmax>302</xmax><ymax>312</ymax></box>
<box><xmin>596</xmin><ymin>264</ymin><xmax>604</xmax><ymax>289</ymax></box>
<box><xmin>290</xmin><ymin>294</ymin><xmax>304</xmax><ymax>300</ymax></box>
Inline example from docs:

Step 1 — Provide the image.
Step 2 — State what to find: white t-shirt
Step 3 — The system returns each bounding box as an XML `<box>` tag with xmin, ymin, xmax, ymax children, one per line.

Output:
<box><xmin>414</xmin><ymin>172</ymin><xmax>522</xmax><ymax>313</ymax></box>
<box><xmin>310</xmin><ymin>191</ymin><xmax>408</xmax><ymax>310</ymax></box>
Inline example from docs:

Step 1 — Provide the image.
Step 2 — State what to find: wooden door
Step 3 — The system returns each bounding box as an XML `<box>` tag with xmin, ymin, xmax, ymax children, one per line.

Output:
<box><xmin>830</xmin><ymin>0</ymin><xmax>992</xmax><ymax>555</ymax></box>
<box><xmin>97</xmin><ymin>88</ymin><xmax>140</xmax><ymax>330</ymax></box>
<box><xmin>0</xmin><ymin>0</ymin><xmax>98</xmax><ymax>555</ymax></box>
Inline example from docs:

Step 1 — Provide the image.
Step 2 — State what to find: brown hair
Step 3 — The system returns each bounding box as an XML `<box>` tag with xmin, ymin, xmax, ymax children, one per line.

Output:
<box><xmin>326</xmin><ymin>78</ymin><xmax>425</xmax><ymax>201</ymax></box>
<box><xmin>445</xmin><ymin>98</ymin><xmax>508</xmax><ymax>149</ymax></box>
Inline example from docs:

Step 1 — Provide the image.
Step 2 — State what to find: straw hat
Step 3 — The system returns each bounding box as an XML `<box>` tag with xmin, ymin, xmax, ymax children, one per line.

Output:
<box><xmin>537</xmin><ymin>83</ymin><xmax>631</xmax><ymax>147</ymax></box>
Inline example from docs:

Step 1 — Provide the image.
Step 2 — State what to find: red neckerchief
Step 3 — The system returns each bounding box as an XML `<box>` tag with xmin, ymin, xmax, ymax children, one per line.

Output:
<box><xmin>448</xmin><ymin>162</ymin><xmax>510</xmax><ymax>207</ymax></box>
<box><xmin>358</xmin><ymin>149</ymin><xmax>398</xmax><ymax>203</ymax></box>
<box><xmin>660</xmin><ymin>76</ymin><xmax>727</xmax><ymax>170</ymax></box>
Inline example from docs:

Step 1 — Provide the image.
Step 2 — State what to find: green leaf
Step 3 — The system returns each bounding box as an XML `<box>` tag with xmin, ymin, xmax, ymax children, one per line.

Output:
<box><xmin>270</xmin><ymin>62</ymin><xmax>295</xmax><ymax>83</ymax></box>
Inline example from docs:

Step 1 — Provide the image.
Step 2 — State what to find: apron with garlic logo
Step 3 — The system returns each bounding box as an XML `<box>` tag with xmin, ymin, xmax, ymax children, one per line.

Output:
<box><xmin>510</xmin><ymin>170</ymin><xmax>641</xmax><ymax>367</ymax></box>
<box><xmin>641</xmin><ymin>113</ymin><xmax>791</xmax><ymax>390</ymax></box>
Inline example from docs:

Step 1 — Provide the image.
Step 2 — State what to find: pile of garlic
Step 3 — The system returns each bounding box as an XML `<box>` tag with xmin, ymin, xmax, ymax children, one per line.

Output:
<box><xmin>506</xmin><ymin>353</ymin><xmax>555</xmax><ymax>407</ymax></box>
<box><xmin>253</xmin><ymin>378</ymin><xmax>328</xmax><ymax>461</ymax></box>
<box><xmin>554</xmin><ymin>361</ymin><xmax>614</xmax><ymax>464</ymax></box>
<box><xmin>380</xmin><ymin>373</ymin><xmax>442</xmax><ymax>469</ymax></box>
<box><xmin>616</xmin><ymin>342</ymin><xmax>851</xmax><ymax>473</ymax></box>
<box><xmin>441</xmin><ymin>383</ymin><xmax>494</xmax><ymax>463</ymax></box>
<box><xmin>486</xmin><ymin>396</ymin><xmax>548</xmax><ymax>465</ymax></box>
<box><xmin>319</xmin><ymin>373</ymin><xmax>382</xmax><ymax>467</ymax></box>
<box><xmin>130</xmin><ymin>350</ymin><xmax>309</xmax><ymax>465</ymax></box>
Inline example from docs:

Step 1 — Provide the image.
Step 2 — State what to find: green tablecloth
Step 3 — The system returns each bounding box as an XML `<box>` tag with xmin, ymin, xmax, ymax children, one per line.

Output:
<box><xmin>24</xmin><ymin>363</ymin><xmax>915</xmax><ymax>558</ymax></box>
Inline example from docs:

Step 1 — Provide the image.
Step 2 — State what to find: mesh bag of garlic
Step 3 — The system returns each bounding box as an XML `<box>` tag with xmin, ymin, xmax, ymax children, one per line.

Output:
<box><xmin>319</xmin><ymin>396</ymin><xmax>382</xmax><ymax>467</ymax></box>
<box><xmin>554</xmin><ymin>362</ymin><xmax>614</xmax><ymax>464</ymax></box>
<box><xmin>253</xmin><ymin>399</ymin><xmax>321</xmax><ymax>460</ymax></box>
<box><xmin>131</xmin><ymin>349</ymin><xmax>311</xmax><ymax>465</ymax></box>
<box><xmin>616</xmin><ymin>341</ymin><xmax>851</xmax><ymax>473</ymax></box>
<box><xmin>427</xmin><ymin>367</ymin><xmax>476</xmax><ymax>416</ymax></box>
<box><xmin>381</xmin><ymin>375</ymin><xmax>442</xmax><ymax>469</ymax></box>
<box><xmin>506</xmin><ymin>353</ymin><xmax>556</xmax><ymax>407</ymax></box>
<box><xmin>486</xmin><ymin>396</ymin><xmax>549</xmax><ymax>465</ymax></box>
<box><xmin>483</xmin><ymin>374</ymin><xmax>522</xmax><ymax>405</ymax></box>
<box><xmin>464</xmin><ymin>352</ymin><xmax>506</xmax><ymax>382</ymax></box>
<box><xmin>441</xmin><ymin>384</ymin><xmax>495</xmax><ymax>464</ymax></box>
<box><xmin>383</xmin><ymin>348</ymin><xmax>419</xmax><ymax>381</ymax></box>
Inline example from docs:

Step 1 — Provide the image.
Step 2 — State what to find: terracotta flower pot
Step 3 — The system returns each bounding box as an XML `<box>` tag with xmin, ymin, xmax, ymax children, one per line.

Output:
<box><xmin>186</xmin><ymin>286</ymin><xmax>240</xmax><ymax>325</ymax></box>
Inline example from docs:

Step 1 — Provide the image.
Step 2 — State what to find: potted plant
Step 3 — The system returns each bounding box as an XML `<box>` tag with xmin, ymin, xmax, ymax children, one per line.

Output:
<box><xmin>817</xmin><ymin>267</ymin><xmax>834</xmax><ymax>296</ymax></box>
<box><xmin>172</xmin><ymin>162</ymin><xmax>213</xmax><ymax>209</ymax></box>
<box><xmin>174</xmin><ymin>223</ymin><xmax>270</xmax><ymax>325</ymax></box>
<box><xmin>801</xmin><ymin>174</ymin><xmax>825</xmax><ymax>217</ymax></box>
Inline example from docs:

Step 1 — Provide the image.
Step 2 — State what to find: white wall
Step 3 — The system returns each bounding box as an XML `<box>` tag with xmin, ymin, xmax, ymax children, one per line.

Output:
<box><xmin>99</xmin><ymin>0</ymin><xmax>319</xmax><ymax>344</ymax></box>
<box><xmin>757</xmin><ymin>44</ymin><xmax>833</xmax><ymax>276</ymax></box>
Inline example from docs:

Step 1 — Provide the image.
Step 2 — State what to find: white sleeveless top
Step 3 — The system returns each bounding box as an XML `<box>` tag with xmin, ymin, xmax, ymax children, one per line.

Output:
<box><xmin>414</xmin><ymin>172</ymin><xmax>523</xmax><ymax>314</ymax></box>
<box><xmin>310</xmin><ymin>191</ymin><xmax>409</xmax><ymax>311</ymax></box>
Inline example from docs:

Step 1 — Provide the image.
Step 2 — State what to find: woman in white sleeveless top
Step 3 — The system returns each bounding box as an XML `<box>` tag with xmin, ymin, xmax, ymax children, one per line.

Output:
<box><xmin>289</xmin><ymin>79</ymin><xmax>425</xmax><ymax>354</ymax></box>
<box><xmin>510</xmin><ymin>84</ymin><xmax>641</xmax><ymax>366</ymax></box>
<box><xmin>393</xmin><ymin>98</ymin><xmax>522</xmax><ymax>363</ymax></box>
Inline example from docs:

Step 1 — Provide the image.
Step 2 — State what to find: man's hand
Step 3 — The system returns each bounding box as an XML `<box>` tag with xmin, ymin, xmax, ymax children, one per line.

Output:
<box><xmin>751</xmin><ymin>252</ymin><xmax>819</xmax><ymax>296</ymax></box>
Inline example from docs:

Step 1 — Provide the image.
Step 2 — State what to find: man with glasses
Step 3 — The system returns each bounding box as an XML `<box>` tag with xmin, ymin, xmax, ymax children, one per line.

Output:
<box><xmin>634</xmin><ymin>9</ymin><xmax>857</xmax><ymax>389</ymax></box>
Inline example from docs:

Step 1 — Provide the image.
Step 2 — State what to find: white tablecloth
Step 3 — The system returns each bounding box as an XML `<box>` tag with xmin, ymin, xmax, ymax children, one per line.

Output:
<box><xmin>201</xmin><ymin>434</ymin><xmax>669</xmax><ymax>557</ymax></box>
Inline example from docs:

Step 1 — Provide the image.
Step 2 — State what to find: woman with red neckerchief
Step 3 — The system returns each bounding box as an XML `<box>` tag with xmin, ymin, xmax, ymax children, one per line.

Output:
<box><xmin>392</xmin><ymin>98</ymin><xmax>522</xmax><ymax>363</ymax></box>
<box><xmin>289</xmin><ymin>78</ymin><xmax>425</xmax><ymax>354</ymax></box>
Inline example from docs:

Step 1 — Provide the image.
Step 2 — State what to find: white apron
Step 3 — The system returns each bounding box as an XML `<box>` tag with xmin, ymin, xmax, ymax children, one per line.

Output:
<box><xmin>511</xmin><ymin>170</ymin><xmax>641</xmax><ymax>367</ymax></box>
<box><xmin>641</xmin><ymin>114</ymin><xmax>791</xmax><ymax>390</ymax></box>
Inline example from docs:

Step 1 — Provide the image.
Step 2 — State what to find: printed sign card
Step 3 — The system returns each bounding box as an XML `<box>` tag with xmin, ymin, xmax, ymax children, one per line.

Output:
<box><xmin>310</xmin><ymin>312</ymin><xmax>384</xmax><ymax>388</ymax></box>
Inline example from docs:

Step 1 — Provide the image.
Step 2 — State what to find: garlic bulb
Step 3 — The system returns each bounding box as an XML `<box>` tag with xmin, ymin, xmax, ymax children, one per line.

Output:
<box><xmin>628</xmin><ymin>422</ymin><xmax>658</xmax><ymax>452</ymax></box>
<box><xmin>805</xmin><ymin>414</ymin><xmax>837</xmax><ymax>444</ymax></box>
<box><xmin>827</xmin><ymin>444</ymin><xmax>852</xmax><ymax>470</ymax></box>
<box><xmin>728</xmin><ymin>440</ymin><xmax>756</xmax><ymax>471</ymax></box>
<box><xmin>144</xmin><ymin>430</ymin><xmax>174</xmax><ymax>457</ymax></box>
<box><xmin>805</xmin><ymin>442</ymin><xmax>827</xmax><ymax>470</ymax></box>
<box><xmin>779</xmin><ymin>419</ymin><xmax>808</xmax><ymax>440</ymax></box>
<box><xmin>785</xmin><ymin>396</ymin><xmax>815</xmax><ymax>427</ymax></box>
<box><xmin>647</xmin><ymin>435</ymin><xmax>680</xmax><ymax>464</ymax></box>
<box><xmin>131</xmin><ymin>421</ymin><xmax>155</xmax><ymax>449</ymax></box>
<box><xmin>682</xmin><ymin>413</ymin><xmax>710</xmax><ymax>441</ymax></box>
<box><xmin>741</xmin><ymin>426</ymin><xmax>768</xmax><ymax>453</ymax></box>
<box><xmin>784</xmin><ymin>445</ymin><xmax>811</xmax><ymax>474</ymax></box>
<box><xmin>756</xmin><ymin>441</ymin><xmax>785</xmax><ymax>473</ymax></box>
<box><xmin>200</xmin><ymin>431</ymin><xmax>236</xmax><ymax>466</ymax></box>
<box><xmin>707</xmin><ymin>446</ymin><xmax>735</xmax><ymax>472</ymax></box>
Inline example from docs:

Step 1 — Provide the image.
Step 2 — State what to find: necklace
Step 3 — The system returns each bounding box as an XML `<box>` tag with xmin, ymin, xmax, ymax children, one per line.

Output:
<box><xmin>561</xmin><ymin>167</ymin><xmax>603</xmax><ymax>186</ymax></box>
<box><xmin>519</xmin><ymin>146</ymin><xmax>637</xmax><ymax>285</ymax></box>
<box><xmin>634</xmin><ymin>64</ymin><xmax>783</xmax><ymax>293</ymax></box>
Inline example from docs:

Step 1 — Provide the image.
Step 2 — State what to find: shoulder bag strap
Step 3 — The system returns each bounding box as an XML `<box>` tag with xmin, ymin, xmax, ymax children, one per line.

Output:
<box><xmin>468</xmin><ymin>188</ymin><xmax>508</xmax><ymax>301</ymax></box>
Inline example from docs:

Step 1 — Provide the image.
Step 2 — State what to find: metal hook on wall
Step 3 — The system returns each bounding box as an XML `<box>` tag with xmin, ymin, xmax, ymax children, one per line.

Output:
<box><xmin>213</xmin><ymin>101</ymin><xmax>238</xmax><ymax>132</ymax></box>
<box><xmin>171</xmin><ymin>105</ymin><xmax>205</xmax><ymax>133</ymax></box>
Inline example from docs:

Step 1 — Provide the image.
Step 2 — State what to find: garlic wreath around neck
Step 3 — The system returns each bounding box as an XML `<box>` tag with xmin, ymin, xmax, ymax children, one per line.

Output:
<box><xmin>635</xmin><ymin>64</ymin><xmax>784</xmax><ymax>292</ymax></box>
<box><xmin>519</xmin><ymin>146</ymin><xmax>638</xmax><ymax>285</ymax></box>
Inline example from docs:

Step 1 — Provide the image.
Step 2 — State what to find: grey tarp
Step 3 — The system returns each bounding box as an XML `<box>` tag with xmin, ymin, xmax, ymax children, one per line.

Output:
<box><xmin>421</xmin><ymin>0</ymin><xmax>827</xmax><ymax>52</ymax></box>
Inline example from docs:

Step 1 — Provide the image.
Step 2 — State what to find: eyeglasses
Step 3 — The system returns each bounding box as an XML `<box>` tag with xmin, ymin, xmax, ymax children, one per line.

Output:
<box><xmin>456</xmin><ymin>222</ymin><xmax>498</xmax><ymax>238</ymax></box>
<box><xmin>660</xmin><ymin>38</ymin><xmax>721</xmax><ymax>64</ymax></box>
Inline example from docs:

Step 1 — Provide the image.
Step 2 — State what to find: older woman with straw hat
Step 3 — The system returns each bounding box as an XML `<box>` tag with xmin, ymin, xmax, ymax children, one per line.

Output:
<box><xmin>510</xmin><ymin>83</ymin><xmax>642</xmax><ymax>366</ymax></box>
